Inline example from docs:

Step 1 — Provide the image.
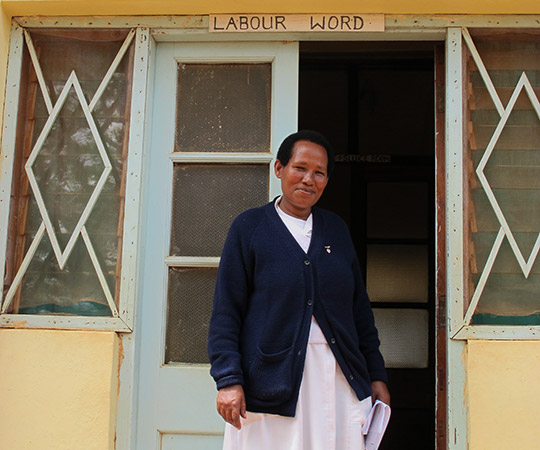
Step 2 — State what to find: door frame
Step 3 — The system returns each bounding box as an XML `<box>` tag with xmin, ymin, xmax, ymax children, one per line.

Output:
<box><xmin>128</xmin><ymin>24</ymin><xmax>451</xmax><ymax>450</ymax></box>
<box><xmin>124</xmin><ymin>21</ymin><xmax>452</xmax><ymax>450</ymax></box>
<box><xmin>132</xmin><ymin>30</ymin><xmax>453</xmax><ymax>450</ymax></box>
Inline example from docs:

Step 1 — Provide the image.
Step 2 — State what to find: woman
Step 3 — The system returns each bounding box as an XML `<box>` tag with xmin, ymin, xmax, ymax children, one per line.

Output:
<box><xmin>208</xmin><ymin>130</ymin><xmax>389</xmax><ymax>449</ymax></box>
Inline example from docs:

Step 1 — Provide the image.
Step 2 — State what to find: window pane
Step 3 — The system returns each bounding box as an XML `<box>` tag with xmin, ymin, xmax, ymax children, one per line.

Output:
<box><xmin>175</xmin><ymin>64</ymin><xmax>271</xmax><ymax>152</ymax></box>
<box><xmin>367</xmin><ymin>245</ymin><xmax>429</xmax><ymax>303</ymax></box>
<box><xmin>299</xmin><ymin>69</ymin><xmax>349</xmax><ymax>155</ymax></box>
<box><xmin>165</xmin><ymin>267</ymin><xmax>217</xmax><ymax>364</ymax></box>
<box><xmin>373</xmin><ymin>308</ymin><xmax>429</xmax><ymax>368</ymax></box>
<box><xmin>367</xmin><ymin>182</ymin><xmax>429</xmax><ymax>239</ymax></box>
<box><xmin>170</xmin><ymin>164</ymin><xmax>268</xmax><ymax>257</ymax></box>
<box><xmin>3</xmin><ymin>30</ymin><xmax>133</xmax><ymax>315</ymax></box>
<box><xmin>356</xmin><ymin>68</ymin><xmax>434</xmax><ymax>157</ymax></box>
<box><xmin>18</xmin><ymin>236</ymin><xmax>112</xmax><ymax>315</ymax></box>
<box><xmin>466</xmin><ymin>30</ymin><xmax>540</xmax><ymax>324</ymax></box>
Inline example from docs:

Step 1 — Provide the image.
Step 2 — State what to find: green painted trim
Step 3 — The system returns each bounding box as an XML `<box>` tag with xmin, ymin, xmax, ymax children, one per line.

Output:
<box><xmin>18</xmin><ymin>301</ymin><xmax>112</xmax><ymax>316</ymax></box>
<box><xmin>472</xmin><ymin>313</ymin><xmax>540</xmax><ymax>326</ymax></box>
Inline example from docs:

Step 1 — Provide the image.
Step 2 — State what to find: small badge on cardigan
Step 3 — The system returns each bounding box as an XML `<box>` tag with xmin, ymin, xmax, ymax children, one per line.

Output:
<box><xmin>324</xmin><ymin>245</ymin><xmax>331</xmax><ymax>254</ymax></box>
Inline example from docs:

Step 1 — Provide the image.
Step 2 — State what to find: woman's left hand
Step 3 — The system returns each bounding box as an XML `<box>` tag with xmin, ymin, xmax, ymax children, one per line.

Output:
<box><xmin>371</xmin><ymin>380</ymin><xmax>391</xmax><ymax>406</ymax></box>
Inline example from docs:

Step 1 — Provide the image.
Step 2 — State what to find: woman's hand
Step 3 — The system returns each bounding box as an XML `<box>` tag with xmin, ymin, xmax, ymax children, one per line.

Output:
<box><xmin>217</xmin><ymin>384</ymin><xmax>247</xmax><ymax>430</ymax></box>
<box><xmin>371</xmin><ymin>380</ymin><xmax>391</xmax><ymax>406</ymax></box>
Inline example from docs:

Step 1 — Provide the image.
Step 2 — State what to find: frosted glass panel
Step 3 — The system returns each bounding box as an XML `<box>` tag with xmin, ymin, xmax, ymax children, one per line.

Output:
<box><xmin>176</xmin><ymin>63</ymin><xmax>271</xmax><ymax>152</ymax></box>
<box><xmin>165</xmin><ymin>267</ymin><xmax>217</xmax><ymax>364</ymax></box>
<box><xmin>367</xmin><ymin>245</ymin><xmax>429</xmax><ymax>303</ymax></box>
<box><xmin>373</xmin><ymin>308</ymin><xmax>429</xmax><ymax>368</ymax></box>
<box><xmin>170</xmin><ymin>164</ymin><xmax>268</xmax><ymax>257</ymax></box>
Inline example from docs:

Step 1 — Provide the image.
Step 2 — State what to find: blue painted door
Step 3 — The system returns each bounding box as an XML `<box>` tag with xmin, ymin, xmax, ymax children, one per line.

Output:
<box><xmin>136</xmin><ymin>41</ymin><xmax>298</xmax><ymax>450</ymax></box>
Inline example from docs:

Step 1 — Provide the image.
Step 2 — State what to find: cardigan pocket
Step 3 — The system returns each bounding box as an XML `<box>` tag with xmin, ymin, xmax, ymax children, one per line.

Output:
<box><xmin>246</xmin><ymin>345</ymin><xmax>295</xmax><ymax>406</ymax></box>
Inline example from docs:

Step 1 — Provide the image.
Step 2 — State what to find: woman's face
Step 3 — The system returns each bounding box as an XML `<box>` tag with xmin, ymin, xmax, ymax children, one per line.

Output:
<box><xmin>274</xmin><ymin>140</ymin><xmax>329</xmax><ymax>220</ymax></box>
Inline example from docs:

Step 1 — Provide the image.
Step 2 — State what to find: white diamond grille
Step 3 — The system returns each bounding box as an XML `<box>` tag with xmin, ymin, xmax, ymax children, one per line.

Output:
<box><xmin>1</xmin><ymin>29</ymin><xmax>136</xmax><ymax>316</ymax></box>
<box><xmin>463</xmin><ymin>29</ymin><xmax>540</xmax><ymax>324</ymax></box>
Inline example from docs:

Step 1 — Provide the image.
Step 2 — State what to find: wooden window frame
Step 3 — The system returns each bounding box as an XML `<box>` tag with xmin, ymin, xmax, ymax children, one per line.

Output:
<box><xmin>447</xmin><ymin>27</ymin><xmax>540</xmax><ymax>341</ymax></box>
<box><xmin>0</xmin><ymin>24</ymin><xmax>151</xmax><ymax>332</ymax></box>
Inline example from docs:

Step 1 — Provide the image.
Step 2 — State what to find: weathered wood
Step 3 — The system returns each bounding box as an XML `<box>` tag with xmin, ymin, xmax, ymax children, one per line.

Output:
<box><xmin>468</xmin><ymin>49</ymin><xmax>540</xmax><ymax>71</ymax></box>
<box><xmin>210</xmin><ymin>14</ymin><xmax>385</xmax><ymax>33</ymax></box>
<box><xmin>471</xmin><ymin>188</ymin><xmax>540</xmax><ymax>232</ymax></box>
<box><xmin>470</xmin><ymin>87</ymin><xmax>540</xmax><ymax>110</ymax></box>
<box><xmin>472</xmin><ymin>232</ymin><xmax>540</xmax><ymax>275</ymax></box>
<box><xmin>29</xmin><ymin>28</ymin><xmax>130</xmax><ymax>42</ymax></box>
<box><xmin>434</xmin><ymin>42</ymin><xmax>447</xmax><ymax>450</ymax></box>
<box><xmin>471</xmin><ymin>124</ymin><xmax>540</xmax><ymax>150</ymax></box>
<box><xmin>114</xmin><ymin>38</ymin><xmax>135</xmax><ymax>305</ymax></box>
<box><xmin>462</xmin><ymin>41</ymin><xmax>473</xmax><ymax>317</ymax></box>
<box><xmin>11</xmin><ymin>44</ymin><xmax>42</xmax><ymax>313</ymax></box>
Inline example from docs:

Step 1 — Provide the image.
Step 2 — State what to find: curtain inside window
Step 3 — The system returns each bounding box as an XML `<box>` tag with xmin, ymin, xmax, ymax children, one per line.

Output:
<box><xmin>4</xmin><ymin>29</ymin><xmax>134</xmax><ymax>316</ymax></box>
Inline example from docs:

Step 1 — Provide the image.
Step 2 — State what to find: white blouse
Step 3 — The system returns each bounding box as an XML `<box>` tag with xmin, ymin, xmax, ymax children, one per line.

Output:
<box><xmin>274</xmin><ymin>196</ymin><xmax>313</xmax><ymax>253</ymax></box>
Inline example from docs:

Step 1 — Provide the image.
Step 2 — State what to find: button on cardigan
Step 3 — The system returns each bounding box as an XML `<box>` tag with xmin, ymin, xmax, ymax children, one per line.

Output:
<box><xmin>208</xmin><ymin>201</ymin><xmax>387</xmax><ymax>417</ymax></box>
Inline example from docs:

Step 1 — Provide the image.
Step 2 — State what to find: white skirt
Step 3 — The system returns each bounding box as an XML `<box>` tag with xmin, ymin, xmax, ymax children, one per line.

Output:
<box><xmin>223</xmin><ymin>318</ymin><xmax>372</xmax><ymax>450</ymax></box>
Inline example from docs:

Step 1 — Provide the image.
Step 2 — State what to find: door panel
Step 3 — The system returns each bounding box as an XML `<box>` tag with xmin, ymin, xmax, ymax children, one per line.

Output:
<box><xmin>136</xmin><ymin>41</ymin><xmax>298</xmax><ymax>449</ymax></box>
<box><xmin>161</xmin><ymin>434</ymin><xmax>223</xmax><ymax>450</ymax></box>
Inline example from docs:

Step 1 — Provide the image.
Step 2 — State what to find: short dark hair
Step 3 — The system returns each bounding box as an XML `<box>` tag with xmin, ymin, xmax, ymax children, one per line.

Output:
<box><xmin>277</xmin><ymin>130</ymin><xmax>335</xmax><ymax>176</ymax></box>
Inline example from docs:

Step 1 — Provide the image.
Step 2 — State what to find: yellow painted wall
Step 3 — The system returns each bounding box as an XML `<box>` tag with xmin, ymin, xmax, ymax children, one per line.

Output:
<box><xmin>2</xmin><ymin>0</ymin><xmax>540</xmax><ymax>15</ymax></box>
<box><xmin>1</xmin><ymin>2</ymin><xmax>540</xmax><ymax>450</ymax></box>
<box><xmin>0</xmin><ymin>330</ymin><xmax>119</xmax><ymax>450</ymax></box>
<box><xmin>468</xmin><ymin>341</ymin><xmax>540</xmax><ymax>450</ymax></box>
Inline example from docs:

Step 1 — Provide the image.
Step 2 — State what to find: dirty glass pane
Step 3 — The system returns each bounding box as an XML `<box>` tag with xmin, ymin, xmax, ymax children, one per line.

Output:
<box><xmin>299</xmin><ymin>69</ymin><xmax>349</xmax><ymax>156</ymax></box>
<box><xmin>3</xmin><ymin>30</ymin><xmax>133</xmax><ymax>315</ymax></box>
<box><xmin>367</xmin><ymin>182</ymin><xmax>429</xmax><ymax>239</ymax></box>
<box><xmin>165</xmin><ymin>267</ymin><xmax>217</xmax><ymax>364</ymax></box>
<box><xmin>466</xmin><ymin>30</ymin><xmax>540</xmax><ymax>324</ymax></box>
<box><xmin>170</xmin><ymin>164</ymin><xmax>268</xmax><ymax>257</ymax></box>
<box><xmin>373</xmin><ymin>308</ymin><xmax>429</xmax><ymax>368</ymax></box>
<box><xmin>367</xmin><ymin>245</ymin><xmax>429</xmax><ymax>303</ymax></box>
<box><xmin>356</xmin><ymin>68</ymin><xmax>434</xmax><ymax>157</ymax></box>
<box><xmin>175</xmin><ymin>63</ymin><xmax>271</xmax><ymax>152</ymax></box>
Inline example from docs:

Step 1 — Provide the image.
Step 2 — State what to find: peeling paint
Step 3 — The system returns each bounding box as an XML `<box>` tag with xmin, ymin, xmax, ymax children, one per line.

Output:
<box><xmin>4</xmin><ymin>320</ymin><xmax>28</xmax><ymax>328</ymax></box>
<box><xmin>118</xmin><ymin>335</ymin><xmax>125</xmax><ymax>378</ymax></box>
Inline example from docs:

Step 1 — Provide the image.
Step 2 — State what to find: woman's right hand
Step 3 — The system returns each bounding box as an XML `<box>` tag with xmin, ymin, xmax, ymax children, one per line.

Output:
<box><xmin>217</xmin><ymin>384</ymin><xmax>247</xmax><ymax>430</ymax></box>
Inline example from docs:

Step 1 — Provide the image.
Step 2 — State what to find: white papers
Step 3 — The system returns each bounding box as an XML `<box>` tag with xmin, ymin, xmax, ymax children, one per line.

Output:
<box><xmin>362</xmin><ymin>400</ymin><xmax>391</xmax><ymax>450</ymax></box>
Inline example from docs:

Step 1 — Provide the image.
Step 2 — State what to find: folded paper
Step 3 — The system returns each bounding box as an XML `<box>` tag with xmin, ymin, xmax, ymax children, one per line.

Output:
<box><xmin>362</xmin><ymin>400</ymin><xmax>391</xmax><ymax>450</ymax></box>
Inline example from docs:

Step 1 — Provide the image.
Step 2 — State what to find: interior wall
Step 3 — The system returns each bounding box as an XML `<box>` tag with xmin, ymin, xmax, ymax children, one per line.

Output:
<box><xmin>467</xmin><ymin>340</ymin><xmax>540</xmax><ymax>450</ymax></box>
<box><xmin>0</xmin><ymin>329</ymin><xmax>119</xmax><ymax>450</ymax></box>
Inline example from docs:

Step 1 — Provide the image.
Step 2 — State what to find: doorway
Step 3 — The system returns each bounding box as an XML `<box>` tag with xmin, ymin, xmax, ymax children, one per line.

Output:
<box><xmin>299</xmin><ymin>41</ymin><xmax>438</xmax><ymax>450</ymax></box>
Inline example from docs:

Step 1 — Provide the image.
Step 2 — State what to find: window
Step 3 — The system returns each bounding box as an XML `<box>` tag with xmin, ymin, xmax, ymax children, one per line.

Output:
<box><xmin>164</xmin><ymin>62</ymin><xmax>271</xmax><ymax>364</ymax></box>
<box><xmin>448</xmin><ymin>27</ymin><xmax>540</xmax><ymax>336</ymax></box>
<box><xmin>0</xmin><ymin>26</ymin><xmax>148</xmax><ymax>330</ymax></box>
<box><xmin>464</xmin><ymin>29</ymin><xmax>540</xmax><ymax>326</ymax></box>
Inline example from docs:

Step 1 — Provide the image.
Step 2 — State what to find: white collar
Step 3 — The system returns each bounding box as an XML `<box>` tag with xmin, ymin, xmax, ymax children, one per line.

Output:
<box><xmin>274</xmin><ymin>196</ymin><xmax>313</xmax><ymax>235</ymax></box>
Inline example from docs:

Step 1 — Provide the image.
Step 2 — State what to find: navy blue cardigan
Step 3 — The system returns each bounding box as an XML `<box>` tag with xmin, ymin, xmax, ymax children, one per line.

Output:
<box><xmin>208</xmin><ymin>201</ymin><xmax>387</xmax><ymax>417</ymax></box>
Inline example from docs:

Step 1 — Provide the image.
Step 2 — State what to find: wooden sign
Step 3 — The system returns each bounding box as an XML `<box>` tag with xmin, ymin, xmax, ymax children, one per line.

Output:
<box><xmin>210</xmin><ymin>14</ymin><xmax>385</xmax><ymax>33</ymax></box>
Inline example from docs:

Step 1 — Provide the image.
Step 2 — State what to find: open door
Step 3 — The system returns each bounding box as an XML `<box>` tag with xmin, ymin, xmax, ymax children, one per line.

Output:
<box><xmin>135</xmin><ymin>41</ymin><xmax>298</xmax><ymax>450</ymax></box>
<box><xmin>299</xmin><ymin>41</ymin><xmax>442</xmax><ymax>450</ymax></box>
